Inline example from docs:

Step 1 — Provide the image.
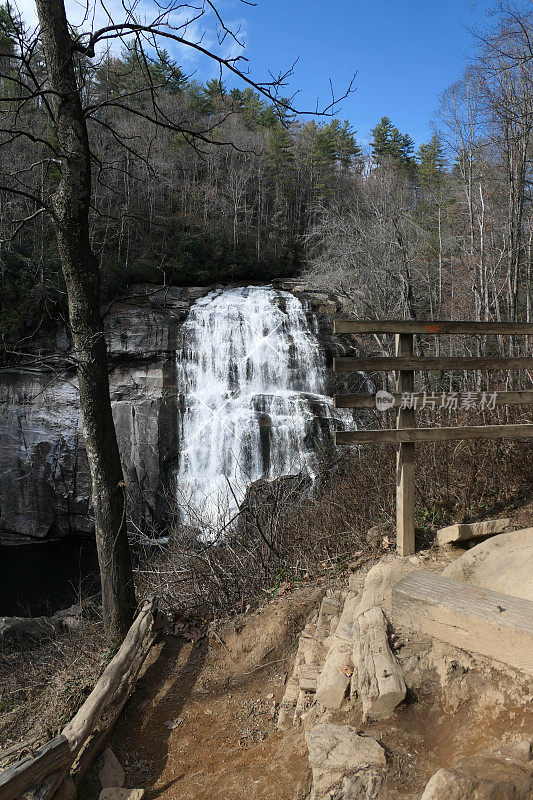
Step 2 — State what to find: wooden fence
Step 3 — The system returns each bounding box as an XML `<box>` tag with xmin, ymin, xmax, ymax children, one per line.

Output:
<box><xmin>332</xmin><ymin>320</ymin><xmax>533</xmax><ymax>556</ymax></box>
<box><xmin>0</xmin><ymin>597</ymin><xmax>165</xmax><ymax>800</ymax></box>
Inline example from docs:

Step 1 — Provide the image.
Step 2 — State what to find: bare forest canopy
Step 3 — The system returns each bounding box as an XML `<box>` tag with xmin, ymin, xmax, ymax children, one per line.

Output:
<box><xmin>0</xmin><ymin>2</ymin><xmax>532</xmax><ymax>349</ymax></box>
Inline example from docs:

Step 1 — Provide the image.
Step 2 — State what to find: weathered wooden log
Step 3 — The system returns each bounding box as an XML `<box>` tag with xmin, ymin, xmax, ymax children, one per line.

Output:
<box><xmin>21</xmin><ymin>766</ymin><xmax>71</xmax><ymax>800</ymax></box>
<box><xmin>71</xmin><ymin>618</ymin><xmax>160</xmax><ymax>788</ymax></box>
<box><xmin>356</xmin><ymin>606</ymin><xmax>406</xmax><ymax>721</ymax></box>
<box><xmin>62</xmin><ymin>598</ymin><xmax>158</xmax><ymax>757</ymax></box>
<box><xmin>0</xmin><ymin>737</ymin><xmax>70</xmax><ymax>800</ymax></box>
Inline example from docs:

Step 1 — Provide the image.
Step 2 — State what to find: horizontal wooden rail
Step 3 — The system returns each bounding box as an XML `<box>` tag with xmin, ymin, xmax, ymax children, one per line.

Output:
<box><xmin>334</xmin><ymin>320</ymin><xmax>533</xmax><ymax>335</ymax></box>
<box><xmin>335</xmin><ymin>423</ymin><xmax>533</xmax><ymax>445</ymax></box>
<box><xmin>333</xmin><ymin>356</ymin><xmax>533</xmax><ymax>373</ymax></box>
<box><xmin>334</xmin><ymin>390</ymin><xmax>533</xmax><ymax>408</ymax></box>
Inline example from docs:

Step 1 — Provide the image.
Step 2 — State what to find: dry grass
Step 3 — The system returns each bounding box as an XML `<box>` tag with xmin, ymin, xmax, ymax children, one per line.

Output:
<box><xmin>0</xmin><ymin>619</ymin><xmax>105</xmax><ymax>753</ymax></box>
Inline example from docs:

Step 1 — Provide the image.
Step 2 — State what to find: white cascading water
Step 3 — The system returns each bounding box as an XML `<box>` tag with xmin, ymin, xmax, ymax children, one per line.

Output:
<box><xmin>175</xmin><ymin>285</ymin><xmax>341</xmax><ymax>528</ymax></box>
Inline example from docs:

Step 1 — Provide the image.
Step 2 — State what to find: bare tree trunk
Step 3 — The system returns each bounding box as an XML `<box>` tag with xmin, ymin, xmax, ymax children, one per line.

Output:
<box><xmin>35</xmin><ymin>0</ymin><xmax>136</xmax><ymax>646</ymax></box>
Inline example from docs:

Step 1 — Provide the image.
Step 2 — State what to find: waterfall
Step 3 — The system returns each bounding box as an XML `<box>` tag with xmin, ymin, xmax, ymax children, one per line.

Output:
<box><xmin>175</xmin><ymin>285</ymin><xmax>341</xmax><ymax>528</ymax></box>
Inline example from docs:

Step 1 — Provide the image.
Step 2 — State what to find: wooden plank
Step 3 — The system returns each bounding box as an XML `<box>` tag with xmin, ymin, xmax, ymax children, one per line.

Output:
<box><xmin>396</xmin><ymin>333</ymin><xmax>415</xmax><ymax>557</ymax></box>
<box><xmin>334</xmin><ymin>390</ymin><xmax>533</xmax><ymax>408</ymax></box>
<box><xmin>0</xmin><ymin>736</ymin><xmax>71</xmax><ymax>800</ymax></box>
<box><xmin>334</xmin><ymin>356</ymin><xmax>533</xmax><ymax>373</ymax></box>
<box><xmin>335</xmin><ymin>424</ymin><xmax>533</xmax><ymax>445</ymax></box>
<box><xmin>392</xmin><ymin>570</ymin><xmax>533</xmax><ymax>675</ymax></box>
<box><xmin>334</xmin><ymin>319</ymin><xmax>533</xmax><ymax>335</ymax></box>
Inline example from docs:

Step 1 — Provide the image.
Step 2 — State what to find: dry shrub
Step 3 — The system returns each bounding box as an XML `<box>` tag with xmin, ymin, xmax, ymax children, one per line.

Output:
<box><xmin>135</xmin><ymin>406</ymin><xmax>531</xmax><ymax>617</ymax></box>
<box><xmin>0</xmin><ymin>620</ymin><xmax>104</xmax><ymax>750</ymax></box>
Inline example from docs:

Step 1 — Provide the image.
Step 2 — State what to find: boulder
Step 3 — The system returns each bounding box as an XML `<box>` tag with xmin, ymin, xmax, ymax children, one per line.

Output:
<box><xmin>305</xmin><ymin>723</ymin><xmax>385</xmax><ymax>800</ymax></box>
<box><xmin>437</xmin><ymin>518</ymin><xmax>510</xmax><ymax>546</ymax></box>
<box><xmin>443</xmin><ymin>528</ymin><xmax>533</xmax><ymax>601</ymax></box>
<box><xmin>420</xmin><ymin>755</ymin><xmax>533</xmax><ymax>800</ymax></box>
<box><xmin>357</xmin><ymin>557</ymin><xmax>415</xmax><ymax>619</ymax></box>
<box><xmin>0</xmin><ymin>615</ymin><xmax>64</xmax><ymax>648</ymax></box>
<box><xmin>99</xmin><ymin>791</ymin><xmax>145</xmax><ymax>800</ymax></box>
<box><xmin>98</xmin><ymin>748</ymin><xmax>125</xmax><ymax>790</ymax></box>
<box><xmin>365</xmin><ymin>523</ymin><xmax>394</xmax><ymax>549</ymax></box>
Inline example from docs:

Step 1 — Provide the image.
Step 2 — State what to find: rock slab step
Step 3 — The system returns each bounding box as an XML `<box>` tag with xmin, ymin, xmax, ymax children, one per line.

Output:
<box><xmin>305</xmin><ymin>724</ymin><xmax>385</xmax><ymax>800</ymax></box>
<box><xmin>421</xmin><ymin>756</ymin><xmax>533</xmax><ymax>800</ymax></box>
<box><xmin>98</xmin><ymin>748</ymin><xmax>125</xmax><ymax>790</ymax></box>
<box><xmin>437</xmin><ymin>518</ymin><xmax>510</xmax><ymax>546</ymax></box>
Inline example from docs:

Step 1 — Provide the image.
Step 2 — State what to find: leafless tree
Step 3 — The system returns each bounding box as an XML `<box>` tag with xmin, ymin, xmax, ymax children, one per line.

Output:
<box><xmin>0</xmin><ymin>0</ymin><xmax>353</xmax><ymax>645</ymax></box>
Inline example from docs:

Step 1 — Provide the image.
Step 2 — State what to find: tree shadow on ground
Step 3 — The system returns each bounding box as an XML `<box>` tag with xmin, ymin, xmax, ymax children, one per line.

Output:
<box><xmin>111</xmin><ymin>632</ymin><xmax>208</xmax><ymax>797</ymax></box>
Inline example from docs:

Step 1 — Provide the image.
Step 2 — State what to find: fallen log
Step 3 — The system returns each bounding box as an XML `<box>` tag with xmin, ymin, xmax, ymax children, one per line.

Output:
<box><xmin>0</xmin><ymin>737</ymin><xmax>70</xmax><ymax>800</ymax></box>
<box><xmin>63</xmin><ymin>599</ymin><xmax>158</xmax><ymax>757</ymax></box>
<box><xmin>71</xmin><ymin>617</ymin><xmax>161</xmax><ymax>788</ymax></box>
<box><xmin>393</xmin><ymin>570</ymin><xmax>533</xmax><ymax>675</ymax></box>
<box><xmin>21</xmin><ymin>766</ymin><xmax>70</xmax><ymax>800</ymax></box>
<box><xmin>356</xmin><ymin>606</ymin><xmax>406</xmax><ymax>721</ymax></box>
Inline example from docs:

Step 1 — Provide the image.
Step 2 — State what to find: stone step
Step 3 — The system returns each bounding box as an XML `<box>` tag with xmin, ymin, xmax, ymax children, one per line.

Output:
<box><xmin>437</xmin><ymin>517</ymin><xmax>510</xmax><ymax>546</ymax></box>
<box><xmin>315</xmin><ymin>593</ymin><xmax>359</xmax><ymax>710</ymax></box>
<box><xmin>299</xmin><ymin>664</ymin><xmax>320</xmax><ymax>692</ymax></box>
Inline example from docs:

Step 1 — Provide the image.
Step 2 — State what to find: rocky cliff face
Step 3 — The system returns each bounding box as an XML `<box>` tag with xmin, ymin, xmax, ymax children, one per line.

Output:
<box><xmin>1</xmin><ymin>283</ymin><xmax>350</xmax><ymax>544</ymax></box>
<box><xmin>0</xmin><ymin>285</ymin><xmax>213</xmax><ymax>543</ymax></box>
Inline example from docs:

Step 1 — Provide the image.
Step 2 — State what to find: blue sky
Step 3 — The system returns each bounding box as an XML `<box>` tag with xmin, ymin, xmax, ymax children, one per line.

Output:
<box><xmin>211</xmin><ymin>0</ymin><xmax>496</xmax><ymax>148</ymax></box>
<box><xmin>18</xmin><ymin>0</ymin><xmax>497</xmax><ymax>149</ymax></box>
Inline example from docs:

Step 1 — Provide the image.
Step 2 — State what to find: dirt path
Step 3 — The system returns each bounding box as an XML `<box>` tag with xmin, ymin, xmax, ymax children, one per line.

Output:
<box><xmin>106</xmin><ymin>587</ymin><xmax>323</xmax><ymax>800</ymax></box>
<box><xmin>88</xmin><ymin>536</ymin><xmax>533</xmax><ymax>800</ymax></box>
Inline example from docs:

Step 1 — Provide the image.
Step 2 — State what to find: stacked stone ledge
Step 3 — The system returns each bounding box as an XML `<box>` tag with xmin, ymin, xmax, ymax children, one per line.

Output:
<box><xmin>278</xmin><ymin>561</ymin><xmax>407</xmax><ymax>728</ymax></box>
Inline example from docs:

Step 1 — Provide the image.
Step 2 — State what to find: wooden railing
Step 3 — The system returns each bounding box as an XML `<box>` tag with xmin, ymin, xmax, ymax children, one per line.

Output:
<box><xmin>333</xmin><ymin>320</ymin><xmax>533</xmax><ymax>557</ymax></box>
<box><xmin>0</xmin><ymin>597</ymin><xmax>166</xmax><ymax>800</ymax></box>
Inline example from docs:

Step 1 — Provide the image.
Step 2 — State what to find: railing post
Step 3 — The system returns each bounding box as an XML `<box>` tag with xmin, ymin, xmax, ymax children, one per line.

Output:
<box><xmin>395</xmin><ymin>333</ymin><xmax>415</xmax><ymax>555</ymax></box>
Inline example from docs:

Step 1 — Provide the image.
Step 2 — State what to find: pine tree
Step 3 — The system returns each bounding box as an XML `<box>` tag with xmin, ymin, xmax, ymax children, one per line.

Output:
<box><xmin>370</xmin><ymin>116</ymin><xmax>396</xmax><ymax>161</ymax></box>
<box><xmin>328</xmin><ymin>119</ymin><xmax>363</xmax><ymax>170</ymax></box>
<box><xmin>371</xmin><ymin>116</ymin><xmax>415</xmax><ymax>167</ymax></box>
<box><xmin>417</xmin><ymin>134</ymin><xmax>446</xmax><ymax>189</ymax></box>
<box><xmin>149</xmin><ymin>49</ymin><xmax>187</xmax><ymax>95</ymax></box>
<box><xmin>0</xmin><ymin>4</ymin><xmax>22</xmax><ymax>97</ymax></box>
